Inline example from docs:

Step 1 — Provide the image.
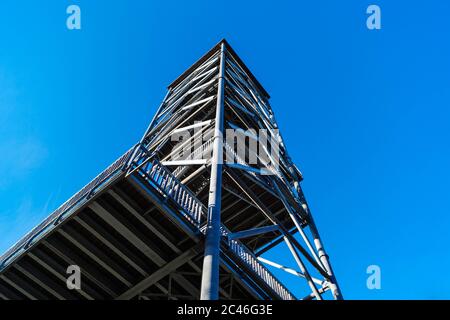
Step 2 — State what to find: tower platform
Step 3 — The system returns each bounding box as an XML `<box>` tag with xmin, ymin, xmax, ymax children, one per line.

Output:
<box><xmin>0</xmin><ymin>39</ymin><xmax>341</xmax><ymax>300</ymax></box>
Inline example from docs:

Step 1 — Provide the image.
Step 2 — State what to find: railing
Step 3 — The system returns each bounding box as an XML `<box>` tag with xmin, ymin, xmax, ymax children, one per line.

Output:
<box><xmin>131</xmin><ymin>151</ymin><xmax>294</xmax><ymax>300</ymax></box>
<box><xmin>0</xmin><ymin>147</ymin><xmax>135</xmax><ymax>270</ymax></box>
<box><xmin>224</xmin><ymin>229</ymin><xmax>294</xmax><ymax>300</ymax></box>
<box><xmin>1</xmin><ymin>142</ymin><xmax>295</xmax><ymax>300</ymax></box>
<box><xmin>199</xmin><ymin>224</ymin><xmax>294</xmax><ymax>300</ymax></box>
<box><xmin>132</xmin><ymin>156</ymin><xmax>204</xmax><ymax>227</ymax></box>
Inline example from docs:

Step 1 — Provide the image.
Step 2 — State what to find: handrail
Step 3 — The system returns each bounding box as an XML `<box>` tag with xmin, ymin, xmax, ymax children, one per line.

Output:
<box><xmin>133</xmin><ymin>153</ymin><xmax>294</xmax><ymax>300</ymax></box>
<box><xmin>133</xmin><ymin>157</ymin><xmax>204</xmax><ymax>227</ymax></box>
<box><xmin>223</xmin><ymin>226</ymin><xmax>294</xmax><ymax>300</ymax></box>
<box><xmin>199</xmin><ymin>223</ymin><xmax>294</xmax><ymax>300</ymax></box>
<box><xmin>1</xmin><ymin>145</ymin><xmax>295</xmax><ymax>300</ymax></box>
<box><xmin>0</xmin><ymin>147</ymin><xmax>135</xmax><ymax>269</ymax></box>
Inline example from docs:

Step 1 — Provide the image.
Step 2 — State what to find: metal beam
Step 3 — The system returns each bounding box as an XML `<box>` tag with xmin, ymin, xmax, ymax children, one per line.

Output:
<box><xmin>257</xmin><ymin>257</ymin><xmax>323</xmax><ymax>286</ymax></box>
<box><xmin>254</xmin><ymin>227</ymin><xmax>297</xmax><ymax>257</ymax></box>
<box><xmin>307</xmin><ymin>208</ymin><xmax>343</xmax><ymax>300</ymax></box>
<box><xmin>108</xmin><ymin>189</ymin><xmax>181</xmax><ymax>253</ymax></box>
<box><xmin>172</xmin><ymin>120</ymin><xmax>212</xmax><ymax>134</ymax></box>
<box><xmin>73</xmin><ymin>215</ymin><xmax>147</xmax><ymax>277</ymax></box>
<box><xmin>108</xmin><ymin>187</ymin><xmax>210</xmax><ymax>298</ymax></box>
<box><xmin>57</xmin><ymin>228</ymin><xmax>133</xmax><ymax>287</ymax></box>
<box><xmin>270</xmin><ymin>180</ymin><xmax>324</xmax><ymax>270</ymax></box>
<box><xmin>0</xmin><ymin>273</ymin><xmax>43</xmax><ymax>300</ymax></box>
<box><xmin>228</xmin><ymin>225</ymin><xmax>279</xmax><ymax>241</ymax></box>
<box><xmin>283</xmin><ymin>237</ymin><xmax>322</xmax><ymax>300</ymax></box>
<box><xmin>116</xmin><ymin>244</ymin><xmax>201</xmax><ymax>300</ymax></box>
<box><xmin>42</xmin><ymin>239</ymin><xmax>118</xmax><ymax>298</ymax></box>
<box><xmin>162</xmin><ymin>159</ymin><xmax>207</xmax><ymax>166</ymax></box>
<box><xmin>0</xmin><ymin>280</ymin><xmax>22</xmax><ymax>300</ymax></box>
<box><xmin>200</xmin><ymin>41</ymin><xmax>226</xmax><ymax>300</ymax></box>
<box><xmin>104</xmin><ymin>188</ymin><xmax>209</xmax><ymax>300</ymax></box>
<box><xmin>225</xmin><ymin>163</ymin><xmax>271</xmax><ymax>175</ymax></box>
<box><xmin>226</xmin><ymin>169</ymin><xmax>329</xmax><ymax>278</ymax></box>
<box><xmin>89</xmin><ymin>201</ymin><xmax>166</xmax><ymax>266</ymax></box>
<box><xmin>14</xmin><ymin>262</ymin><xmax>68</xmax><ymax>300</ymax></box>
<box><xmin>27</xmin><ymin>250</ymin><xmax>95</xmax><ymax>300</ymax></box>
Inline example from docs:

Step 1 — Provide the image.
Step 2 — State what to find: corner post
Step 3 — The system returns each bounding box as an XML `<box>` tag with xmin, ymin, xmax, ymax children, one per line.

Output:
<box><xmin>200</xmin><ymin>42</ymin><xmax>226</xmax><ymax>300</ymax></box>
<box><xmin>306</xmin><ymin>204</ymin><xmax>343</xmax><ymax>300</ymax></box>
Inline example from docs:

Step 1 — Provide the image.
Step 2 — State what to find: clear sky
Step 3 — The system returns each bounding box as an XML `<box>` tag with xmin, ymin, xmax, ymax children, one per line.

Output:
<box><xmin>1</xmin><ymin>0</ymin><xmax>449</xmax><ymax>299</ymax></box>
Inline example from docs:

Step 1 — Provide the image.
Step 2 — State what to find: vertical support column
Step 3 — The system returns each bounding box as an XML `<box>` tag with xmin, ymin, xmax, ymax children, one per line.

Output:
<box><xmin>283</xmin><ymin>237</ymin><xmax>322</xmax><ymax>300</ymax></box>
<box><xmin>200</xmin><ymin>42</ymin><xmax>226</xmax><ymax>300</ymax></box>
<box><xmin>294</xmin><ymin>175</ymin><xmax>343</xmax><ymax>300</ymax></box>
<box><xmin>305</xmin><ymin>203</ymin><xmax>343</xmax><ymax>300</ymax></box>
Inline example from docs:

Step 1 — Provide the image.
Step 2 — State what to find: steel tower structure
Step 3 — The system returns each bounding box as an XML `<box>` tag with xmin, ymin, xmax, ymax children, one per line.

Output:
<box><xmin>0</xmin><ymin>39</ymin><xmax>342</xmax><ymax>300</ymax></box>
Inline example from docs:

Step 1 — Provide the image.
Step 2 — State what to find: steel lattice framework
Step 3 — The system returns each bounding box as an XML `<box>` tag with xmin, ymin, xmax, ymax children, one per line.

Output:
<box><xmin>0</xmin><ymin>39</ymin><xmax>342</xmax><ymax>300</ymax></box>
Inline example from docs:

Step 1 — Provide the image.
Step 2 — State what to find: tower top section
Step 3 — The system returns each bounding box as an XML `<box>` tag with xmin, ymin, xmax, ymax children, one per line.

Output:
<box><xmin>168</xmin><ymin>39</ymin><xmax>270</xmax><ymax>99</ymax></box>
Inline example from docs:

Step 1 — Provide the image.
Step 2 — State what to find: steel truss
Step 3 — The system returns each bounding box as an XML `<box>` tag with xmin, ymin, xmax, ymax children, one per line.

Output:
<box><xmin>129</xmin><ymin>39</ymin><xmax>342</xmax><ymax>300</ymax></box>
<box><xmin>0</xmin><ymin>39</ymin><xmax>341</xmax><ymax>300</ymax></box>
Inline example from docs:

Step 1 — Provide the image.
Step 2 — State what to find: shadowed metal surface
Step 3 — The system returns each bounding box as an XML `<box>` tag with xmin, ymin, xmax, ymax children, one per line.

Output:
<box><xmin>0</xmin><ymin>39</ymin><xmax>341</xmax><ymax>300</ymax></box>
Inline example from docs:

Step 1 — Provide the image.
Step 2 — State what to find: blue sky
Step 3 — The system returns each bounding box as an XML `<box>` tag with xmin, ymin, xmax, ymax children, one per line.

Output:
<box><xmin>1</xmin><ymin>0</ymin><xmax>450</xmax><ymax>299</ymax></box>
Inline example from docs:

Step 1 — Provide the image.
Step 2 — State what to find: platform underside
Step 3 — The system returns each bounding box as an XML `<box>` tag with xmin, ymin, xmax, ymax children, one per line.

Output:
<box><xmin>0</xmin><ymin>172</ymin><xmax>293</xmax><ymax>300</ymax></box>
